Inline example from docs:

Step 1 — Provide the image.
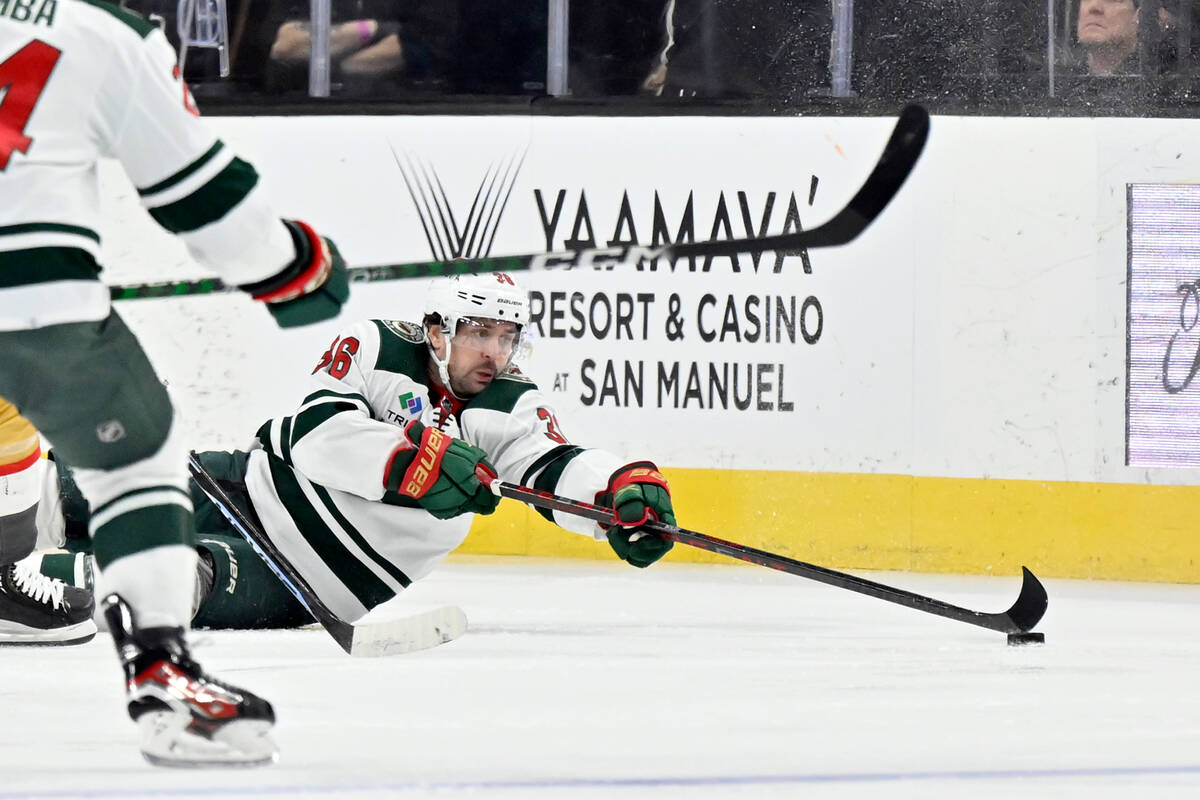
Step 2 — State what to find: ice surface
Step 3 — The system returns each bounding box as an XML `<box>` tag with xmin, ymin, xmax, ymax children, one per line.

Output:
<box><xmin>4</xmin><ymin>557</ymin><xmax>1199</xmax><ymax>799</ymax></box>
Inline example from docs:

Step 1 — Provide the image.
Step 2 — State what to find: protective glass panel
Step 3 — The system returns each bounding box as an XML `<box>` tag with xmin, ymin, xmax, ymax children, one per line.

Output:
<box><xmin>114</xmin><ymin>0</ymin><xmax>1200</xmax><ymax>114</ymax></box>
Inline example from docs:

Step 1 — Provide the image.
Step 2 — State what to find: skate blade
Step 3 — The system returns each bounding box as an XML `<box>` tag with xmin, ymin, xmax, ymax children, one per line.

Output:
<box><xmin>0</xmin><ymin>619</ymin><xmax>97</xmax><ymax>646</ymax></box>
<box><xmin>138</xmin><ymin>713</ymin><xmax>278</xmax><ymax>768</ymax></box>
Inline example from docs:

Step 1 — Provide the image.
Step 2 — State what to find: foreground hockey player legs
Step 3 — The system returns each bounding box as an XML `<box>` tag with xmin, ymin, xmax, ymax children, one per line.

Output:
<box><xmin>104</xmin><ymin>594</ymin><xmax>277</xmax><ymax>767</ymax></box>
<box><xmin>1</xmin><ymin>0</ymin><xmax>350</xmax><ymax>765</ymax></box>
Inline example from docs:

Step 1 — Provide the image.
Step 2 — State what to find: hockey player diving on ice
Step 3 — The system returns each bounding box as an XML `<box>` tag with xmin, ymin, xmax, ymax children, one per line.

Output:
<box><xmin>20</xmin><ymin>272</ymin><xmax>679</xmax><ymax>643</ymax></box>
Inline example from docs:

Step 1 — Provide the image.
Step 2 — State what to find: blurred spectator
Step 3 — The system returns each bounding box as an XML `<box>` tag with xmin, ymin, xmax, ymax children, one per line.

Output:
<box><xmin>644</xmin><ymin>0</ymin><xmax>831</xmax><ymax>102</ymax></box>
<box><xmin>1077</xmin><ymin>0</ymin><xmax>1142</xmax><ymax>75</ymax></box>
<box><xmin>264</xmin><ymin>1</ymin><xmax>442</xmax><ymax>94</ymax></box>
<box><xmin>269</xmin><ymin>19</ymin><xmax>403</xmax><ymax>83</ymax></box>
<box><xmin>1069</xmin><ymin>0</ymin><xmax>1189</xmax><ymax>78</ymax></box>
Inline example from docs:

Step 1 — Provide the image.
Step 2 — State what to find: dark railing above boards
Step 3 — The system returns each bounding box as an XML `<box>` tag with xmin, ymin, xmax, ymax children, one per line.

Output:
<box><xmin>127</xmin><ymin>0</ymin><xmax>1200</xmax><ymax>119</ymax></box>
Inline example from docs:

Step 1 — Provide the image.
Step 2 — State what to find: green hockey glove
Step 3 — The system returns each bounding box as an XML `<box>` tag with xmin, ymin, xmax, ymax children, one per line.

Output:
<box><xmin>240</xmin><ymin>219</ymin><xmax>349</xmax><ymax>328</ymax></box>
<box><xmin>597</xmin><ymin>461</ymin><xmax>675</xmax><ymax>568</ymax></box>
<box><xmin>384</xmin><ymin>421</ymin><xmax>500</xmax><ymax>520</ymax></box>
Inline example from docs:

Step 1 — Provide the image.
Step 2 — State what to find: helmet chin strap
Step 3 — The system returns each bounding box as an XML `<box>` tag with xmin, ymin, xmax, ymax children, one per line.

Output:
<box><xmin>428</xmin><ymin>341</ymin><xmax>464</xmax><ymax>400</ymax></box>
<box><xmin>427</xmin><ymin>323</ymin><xmax>467</xmax><ymax>400</ymax></box>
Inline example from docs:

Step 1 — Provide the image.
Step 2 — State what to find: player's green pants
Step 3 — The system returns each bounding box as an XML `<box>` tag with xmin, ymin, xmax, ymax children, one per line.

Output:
<box><xmin>41</xmin><ymin>450</ymin><xmax>312</xmax><ymax>629</ymax></box>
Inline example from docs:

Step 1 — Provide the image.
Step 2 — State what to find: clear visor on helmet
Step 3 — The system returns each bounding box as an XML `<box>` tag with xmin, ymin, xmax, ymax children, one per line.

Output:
<box><xmin>449</xmin><ymin>317</ymin><xmax>528</xmax><ymax>369</ymax></box>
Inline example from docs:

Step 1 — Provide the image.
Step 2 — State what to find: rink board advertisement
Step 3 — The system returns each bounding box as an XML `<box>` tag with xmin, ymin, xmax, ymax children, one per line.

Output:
<box><xmin>100</xmin><ymin>115</ymin><xmax>915</xmax><ymax>475</ymax></box>
<box><xmin>1127</xmin><ymin>183</ymin><xmax>1200</xmax><ymax>468</ymax></box>
<box><xmin>96</xmin><ymin>114</ymin><xmax>1200</xmax><ymax>582</ymax></box>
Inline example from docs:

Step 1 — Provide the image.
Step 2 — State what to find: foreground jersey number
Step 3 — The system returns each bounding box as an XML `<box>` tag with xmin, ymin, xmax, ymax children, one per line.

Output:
<box><xmin>0</xmin><ymin>40</ymin><xmax>62</xmax><ymax>170</ymax></box>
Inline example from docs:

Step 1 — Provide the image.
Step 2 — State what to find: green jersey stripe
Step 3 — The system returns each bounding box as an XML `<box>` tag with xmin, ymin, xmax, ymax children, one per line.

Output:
<box><xmin>254</xmin><ymin>419</ymin><xmax>278</xmax><ymax>457</ymax></box>
<box><xmin>138</xmin><ymin>141</ymin><xmax>225</xmax><ymax>198</ymax></box>
<box><xmin>522</xmin><ymin>445</ymin><xmax>583</xmax><ymax>488</ymax></box>
<box><xmin>90</xmin><ymin>484</ymin><xmax>191</xmax><ymax>519</ymax></box>
<box><xmin>312</xmin><ymin>483</ymin><xmax>411</xmax><ymax>588</ymax></box>
<box><xmin>291</xmin><ymin>401</ymin><xmax>359</xmax><ymax>444</ymax></box>
<box><xmin>372</xmin><ymin>320</ymin><xmax>428</xmax><ymax>377</ymax></box>
<box><xmin>524</xmin><ymin>445</ymin><xmax>585</xmax><ymax>523</ymax></box>
<box><xmin>300</xmin><ymin>389</ymin><xmax>372</xmax><ymax>410</ymax></box>
<box><xmin>290</xmin><ymin>390</ymin><xmax>371</xmax><ymax>443</ymax></box>
<box><xmin>148</xmin><ymin>156</ymin><xmax>259</xmax><ymax>234</ymax></box>
<box><xmin>266</xmin><ymin>455</ymin><xmax>396</xmax><ymax>609</ymax></box>
<box><xmin>0</xmin><ymin>247</ymin><xmax>101</xmax><ymax>287</ymax></box>
<box><xmin>92</xmin><ymin>505</ymin><xmax>193</xmax><ymax>567</ymax></box>
<box><xmin>280</xmin><ymin>416</ymin><xmax>294</xmax><ymax>465</ymax></box>
<box><xmin>468</xmin><ymin>373</ymin><xmax>536</xmax><ymax>413</ymax></box>
<box><xmin>78</xmin><ymin>0</ymin><xmax>157</xmax><ymax>38</ymax></box>
<box><xmin>0</xmin><ymin>223</ymin><xmax>100</xmax><ymax>243</ymax></box>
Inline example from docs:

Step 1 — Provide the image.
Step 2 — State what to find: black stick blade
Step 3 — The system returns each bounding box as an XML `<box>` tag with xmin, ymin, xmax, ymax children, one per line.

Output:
<box><xmin>672</xmin><ymin>103</ymin><xmax>930</xmax><ymax>258</ymax></box>
<box><xmin>823</xmin><ymin>103</ymin><xmax>931</xmax><ymax>246</ymax></box>
<box><xmin>1002</xmin><ymin>566</ymin><xmax>1049</xmax><ymax>633</ymax></box>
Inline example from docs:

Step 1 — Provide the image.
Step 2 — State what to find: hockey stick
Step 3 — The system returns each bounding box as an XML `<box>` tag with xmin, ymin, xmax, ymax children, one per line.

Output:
<box><xmin>109</xmin><ymin>105</ymin><xmax>929</xmax><ymax>300</ymax></box>
<box><xmin>187</xmin><ymin>451</ymin><xmax>467</xmax><ymax>656</ymax></box>
<box><xmin>481</xmin><ymin>475</ymin><xmax>1047</xmax><ymax>637</ymax></box>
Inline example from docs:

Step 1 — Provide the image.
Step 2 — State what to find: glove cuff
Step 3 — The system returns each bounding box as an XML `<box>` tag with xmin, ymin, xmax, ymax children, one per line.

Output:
<box><xmin>393</xmin><ymin>422</ymin><xmax>453</xmax><ymax>499</ymax></box>
<box><xmin>608</xmin><ymin>461</ymin><xmax>669</xmax><ymax>493</ymax></box>
<box><xmin>239</xmin><ymin>219</ymin><xmax>332</xmax><ymax>303</ymax></box>
<box><xmin>597</xmin><ymin>461</ymin><xmax>670</xmax><ymax>529</ymax></box>
<box><xmin>382</xmin><ymin>420</ymin><xmax>424</xmax><ymax>492</ymax></box>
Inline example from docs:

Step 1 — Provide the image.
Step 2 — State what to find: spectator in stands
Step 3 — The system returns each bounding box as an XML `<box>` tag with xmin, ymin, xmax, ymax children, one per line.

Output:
<box><xmin>1077</xmin><ymin>0</ymin><xmax>1142</xmax><ymax>75</ymax></box>
<box><xmin>264</xmin><ymin>1</ymin><xmax>440</xmax><ymax>94</ymax></box>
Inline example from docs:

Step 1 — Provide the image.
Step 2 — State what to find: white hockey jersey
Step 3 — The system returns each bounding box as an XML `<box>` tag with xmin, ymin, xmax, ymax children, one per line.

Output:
<box><xmin>0</xmin><ymin>0</ymin><xmax>295</xmax><ymax>330</ymax></box>
<box><xmin>244</xmin><ymin>319</ymin><xmax>627</xmax><ymax>622</ymax></box>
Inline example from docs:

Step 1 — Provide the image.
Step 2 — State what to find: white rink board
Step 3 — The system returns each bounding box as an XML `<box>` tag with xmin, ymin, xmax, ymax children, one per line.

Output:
<box><xmin>94</xmin><ymin>114</ymin><xmax>1200</xmax><ymax>485</ymax></box>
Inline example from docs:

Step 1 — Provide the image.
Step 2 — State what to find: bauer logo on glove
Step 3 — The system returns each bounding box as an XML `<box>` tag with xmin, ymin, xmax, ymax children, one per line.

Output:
<box><xmin>400</xmin><ymin>427</ymin><xmax>451</xmax><ymax>498</ymax></box>
<box><xmin>384</xmin><ymin>421</ymin><xmax>500</xmax><ymax>519</ymax></box>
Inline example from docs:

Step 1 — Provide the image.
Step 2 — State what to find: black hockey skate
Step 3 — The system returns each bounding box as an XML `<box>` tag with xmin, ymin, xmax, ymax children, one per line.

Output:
<box><xmin>0</xmin><ymin>558</ymin><xmax>96</xmax><ymax>645</ymax></box>
<box><xmin>102</xmin><ymin>594</ymin><xmax>278</xmax><ymax>767</ymax></box>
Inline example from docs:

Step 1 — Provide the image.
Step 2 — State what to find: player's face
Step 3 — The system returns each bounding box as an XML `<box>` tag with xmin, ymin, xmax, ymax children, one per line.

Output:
<box><xmin>1078</xmin><ymin>0</ymin><xmax>1138</xmax><ymax>47</ymax></box>
<box><xmin>432</xmin><ymin>318</ymin><xmax>521</xmax><ymax>396</ymax></box>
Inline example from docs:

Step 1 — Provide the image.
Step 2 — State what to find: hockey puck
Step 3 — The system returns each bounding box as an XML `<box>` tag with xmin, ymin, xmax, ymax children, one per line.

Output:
<box><xmin>1007</xmin><ymin>632</ymin><xmax>1045</xmax><ymax>647</ymax></box>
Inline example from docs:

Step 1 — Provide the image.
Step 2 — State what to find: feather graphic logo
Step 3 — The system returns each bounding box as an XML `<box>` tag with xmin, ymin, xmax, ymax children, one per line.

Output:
<box><xmin>391</xmin><ymin>146</ymin><xmax>526</xmax><ymax>260</ymax></box>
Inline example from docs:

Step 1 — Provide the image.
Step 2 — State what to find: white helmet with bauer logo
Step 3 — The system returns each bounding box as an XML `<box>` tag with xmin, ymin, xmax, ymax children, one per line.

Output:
<box><xmin>423</xmin><ymin>272</ymin><xmax>530</xmax><ymax>396</ymax></box>
<box><xmin>423</xmin><ymin>272</ymin><xmax>529</xmax><ymax>332</ymax></box>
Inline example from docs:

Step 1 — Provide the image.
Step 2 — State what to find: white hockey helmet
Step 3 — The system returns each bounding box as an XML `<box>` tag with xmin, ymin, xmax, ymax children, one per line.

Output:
<box><xmin>423</xmin><ymin>272</ymin><xmax>529</xmax><ymax>334</ymax></box>
<box><xmin>423</xmin><ymin>272</ymin><xmax>530</xmax><ymax>396</ymax></box>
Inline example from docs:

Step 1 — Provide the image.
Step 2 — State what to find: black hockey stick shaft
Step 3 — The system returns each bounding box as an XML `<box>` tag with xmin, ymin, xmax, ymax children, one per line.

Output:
<box><xmin>485</xmin><ymin>477</ymin><xmax>1047</xmax><ymax>635</ymax></box>
<box><xmin>187</xmin><ymin>451</ymin><xmax>356</xmax><ymax>653</ymax></box>
<box><xmin>110</xmin><ymin>105</ymin><xmax>929</xmax><ymax>301</ymax></box>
